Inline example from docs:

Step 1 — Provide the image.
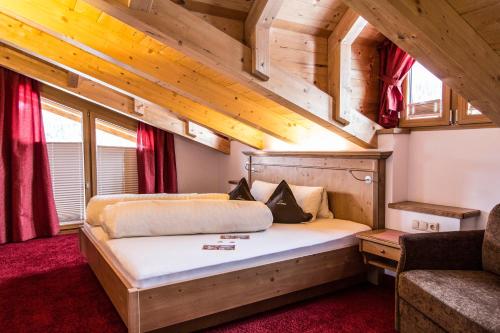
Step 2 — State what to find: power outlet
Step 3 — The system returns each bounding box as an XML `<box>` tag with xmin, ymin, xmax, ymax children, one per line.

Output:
<box><xmin>427</xmin><ymin>222</ymin><xmax>440</xmax><ymax>232</ymax></box>
<box><xmin>411</xmin><ymin>220</ymin><xmax>429</xmax><ymax>231</ymax></box>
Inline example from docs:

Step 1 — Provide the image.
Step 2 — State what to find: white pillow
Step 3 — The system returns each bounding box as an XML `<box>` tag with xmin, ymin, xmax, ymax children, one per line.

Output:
<box><xmin>288</xmin><ymin>184</ymin><xmax>323</xmax><ymax>221</ymax></box>
<box><xmin>250</xmin><ymin>180</ymin><xmax>277</xmax><ymax>202</ymax></box>
<box><xmin>318</xmin><ymin>189</ymin><xmax>334</xmax><ymax>219</ymax></box>
<box><xmin>251</xmin><ymin>180</ymin><xmax>331</xmax><ymax>221</ymax></box>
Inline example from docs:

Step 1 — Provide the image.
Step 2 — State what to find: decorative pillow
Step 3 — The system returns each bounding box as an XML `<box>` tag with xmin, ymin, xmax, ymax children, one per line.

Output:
<box><xmin>228</xmin><ymin>178</ymin><xmax>255</xmax><ymax>201</ymax></box>
<box><xmin>251</xmin><ymin>180</ymin><xmax>332</xmax><ymax>220</ymax></box>
<box><xmin>266</xmin><ymin>180</ymin><xmax>313</xmax><ymax>224</ymax></box>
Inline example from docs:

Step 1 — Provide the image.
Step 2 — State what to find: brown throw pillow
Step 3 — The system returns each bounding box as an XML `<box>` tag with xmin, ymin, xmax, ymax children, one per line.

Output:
<box><xmin>228</xmin><ymin>178</ymin><xmax>255</xmax><ymax>201</ymax></box>
<box><xmin>266</xmin><ymin>180</ymin><xmax>313</xmax><ymax>224</ymax></box>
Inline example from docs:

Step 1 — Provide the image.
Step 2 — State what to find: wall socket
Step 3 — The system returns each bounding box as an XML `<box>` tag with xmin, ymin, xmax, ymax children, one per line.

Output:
<box><xmin>412</xmin><ymin>220</ymin><xmax>439</xmax><ymax>232</ymax></box>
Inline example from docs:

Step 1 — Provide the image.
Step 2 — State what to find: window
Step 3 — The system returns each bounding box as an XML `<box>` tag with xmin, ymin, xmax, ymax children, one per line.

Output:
<box><xmin>41</xmin><ymin>86</ymin><xmax>139</xmax><ymax>226</ymax></box>
<box><xmin>400</xmin><ymin>62</ymin><xmax>450</xmax><ymax>127</ymax></box>
<box><xmin>400</xmin><ymin>62</ymin><xmax>492</xmax><ymax>129</ymax></box>
<box><xmin>456</xmin><ymin>96</ymin><xmax>491</xmax><ymax>125</ymax></box>
<box><xmin>42</xmin><ymin>100</ymin><xmax>86</xmax><ymax>224</ymax></box>
<box><xmin>95</xmin><ymin>119</ymin><xmax>138</xmax><ymax>195</ymax></box>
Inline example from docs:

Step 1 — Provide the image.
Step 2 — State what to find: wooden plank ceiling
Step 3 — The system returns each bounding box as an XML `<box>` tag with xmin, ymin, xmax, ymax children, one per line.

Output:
<box><xmin>344</xmin><ymin>0</ymin><xmax>500</xmax><ymax>126</ymax></box>
<box><xmin>0</xmin><ymin>0</ymin><xmax>383</xmax><ymax>151</ymax></box>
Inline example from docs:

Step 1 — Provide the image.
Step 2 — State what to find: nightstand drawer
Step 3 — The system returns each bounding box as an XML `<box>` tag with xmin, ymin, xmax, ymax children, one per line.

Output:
<box><xmin>361</xmin><ymin>241</ymin><xmax>400</xmax><ymax>261</ymax></box>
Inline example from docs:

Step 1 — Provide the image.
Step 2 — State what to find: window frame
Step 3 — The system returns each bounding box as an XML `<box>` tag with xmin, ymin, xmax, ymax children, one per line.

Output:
<box><xmin>456</xmin><ymin>95</ymin><xmax>492</xmax><ymax>125</ymax></box>
<box><xmin>40</xmin><ymin>85</ymin><xmax>138</xmax><ymax>205</ymax></box>
<box><xmin>399</xmin><ymin>78</ymin><xmax>451</xmax><ymax>128</ymax></box>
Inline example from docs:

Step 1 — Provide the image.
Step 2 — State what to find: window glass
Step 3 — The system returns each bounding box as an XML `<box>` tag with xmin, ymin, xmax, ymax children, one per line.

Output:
<box><xmin>95</xmin><ymin>119</ymin><xmax>138</xmax><ymax>195</ymax></box>
<box><xmin>42</xmin><ymin>100</ymin><xmax>86</xmax><ymax>224</ymax></box>
<box><xmin>406</xmin><ymin>62</ymin><xmax>443</xmax><ymax>119</ymax></box>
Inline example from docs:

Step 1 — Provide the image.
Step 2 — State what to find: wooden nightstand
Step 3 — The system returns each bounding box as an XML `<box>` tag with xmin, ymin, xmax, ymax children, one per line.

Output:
<box><xmin>356</xmin><ymin>229</ymin><xmax>406</xmax><ymax>284</ymax></box>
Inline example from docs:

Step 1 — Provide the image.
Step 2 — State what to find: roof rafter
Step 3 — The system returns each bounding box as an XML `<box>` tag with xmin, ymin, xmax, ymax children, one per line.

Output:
<box><xmin>0</xmin><ymin>43</ymin><xmax>230</xmax><ymax>153</ymax></box>
<box><xmin>84</xmin><ymin>0</ymin><xmax>381</xmax><ymax>147</ymax></box>
<box><xmin>0</xmin><ymin>0</ymin><xmax>301</xmax><ymax>144</ymax></box>
<box><xmin>0</xmin><ymin>13</ymin><xmax>264</xmax><ymax>148</ymax></box>
<box><xmin>344</xmin><ymin>0</ymin><xmax>500</xmax><ymax>126</ymax></box>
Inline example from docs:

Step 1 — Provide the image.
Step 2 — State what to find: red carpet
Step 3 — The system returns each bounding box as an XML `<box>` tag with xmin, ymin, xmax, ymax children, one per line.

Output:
<box><xmin>0</xmin><ymin>234</ymin><xmax>396</xmax><ymax>333</ymax></box>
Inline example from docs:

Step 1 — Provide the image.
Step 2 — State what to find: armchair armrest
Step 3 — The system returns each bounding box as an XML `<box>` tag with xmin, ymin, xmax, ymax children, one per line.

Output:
<box><xmin>398</xmin><ymin>230</ymin><xmax>484</xmax><ymax>273</ymax></box>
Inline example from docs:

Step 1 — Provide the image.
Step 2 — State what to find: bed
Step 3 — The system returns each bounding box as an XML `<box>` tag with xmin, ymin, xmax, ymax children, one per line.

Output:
<box><xmin>79</xmin><ymin>151</ymin><xmax>391</xmax><ymax>332</ymax></box>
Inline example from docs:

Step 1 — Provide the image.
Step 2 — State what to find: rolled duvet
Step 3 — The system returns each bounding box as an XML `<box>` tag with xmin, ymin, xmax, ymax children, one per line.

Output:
<box><xmin>102</xmin><ymin>200</ymin><xmax>273</xmax><ymax>238</ymax></box>
<box><xmin>86</xmin><ymin>193</ymin><xmax>229</xmax><ymax>226</ymax></box>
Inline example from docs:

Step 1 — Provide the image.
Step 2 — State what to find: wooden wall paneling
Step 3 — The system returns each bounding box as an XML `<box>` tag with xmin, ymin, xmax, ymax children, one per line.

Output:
<box><xmin>84</xmin><ymin>0</ymin><xmax>382</xmax><ymax>148</ymax></box>
<box><xmin>0</xmin><ymin>13</ymin><xmax>264</xmax><ymax>149</ymax></box>
<box><xmin>270</xmin><ymin>28</ymin><xmax>328</xmax><ymax>92</ymax></box>
<box><xmin>245</xmin><ymin>0</ymin><xmax>284</xmax><ymax>80</ymax></box>
<box><xmin>0</xmin><ymin>1</ymin><xmax>300</xmax><ymax>144</ymax></box>
<box><xmin>328</xmin><ymin>8</ymin><xmax>367</xmax><ymax>125</ymax></box>
<box><xmin>274</xmin><ymin>0</ymin><xmax>349</xmax><ymax>37</ymax></box>
<box><xmin>245</xmin><ymin>151</ymin><xmax>392</xmax><ymax>229</ymax></box>
<box><xmin>343</xmin><ymin>0</ymin><xmax>500</xmax><ymax>127</ymax></box>
<box><xmin>0</xmin><ymin>43</ymin><xmax>231</xmax><ymax>153</ymax></box>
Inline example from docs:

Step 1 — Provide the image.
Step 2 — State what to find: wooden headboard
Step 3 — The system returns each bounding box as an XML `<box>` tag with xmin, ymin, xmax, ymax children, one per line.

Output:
<box><xmin>244</xmin><ymin>151</ymin><xmax>392</xmax><ymax>230</ymax></box>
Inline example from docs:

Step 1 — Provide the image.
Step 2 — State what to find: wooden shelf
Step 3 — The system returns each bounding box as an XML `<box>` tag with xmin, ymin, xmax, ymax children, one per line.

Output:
<box><xmin>388</xmin><ymin>201</ymin><xmax>480</xmax><ymax>219</ymax></box>
<box><xmin>243</xmin><ymin>150</ymin><xmax>393</xmax><ymax>160</ymax></box>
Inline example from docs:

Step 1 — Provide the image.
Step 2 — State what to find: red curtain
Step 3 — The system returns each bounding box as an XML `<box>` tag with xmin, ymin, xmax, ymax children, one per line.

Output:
<box><xmin>137</xmin><ymin>122</ymin><xmax>178</xmax><ymax>194</ymax></box>
<box><xmin>378</xmin><ymin>39</ymin><xmax>416</xmax><ymax>128</ymax></box>
<box><xmin>0</xmin><ymin>67</ymin><xmax>59</xmax><ymax>244</ymax></box>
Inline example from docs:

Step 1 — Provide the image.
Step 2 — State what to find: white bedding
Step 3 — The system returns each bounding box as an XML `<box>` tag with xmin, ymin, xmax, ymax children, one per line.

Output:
<box><xmin>102</xmin><ymin>200</ymin><xmax>273</xmax><ymax>238</ymax></box>
<box><xmin>86</xmin><ymin>219</ymin><xmax>370</xmax><ymax>288</ymax></box>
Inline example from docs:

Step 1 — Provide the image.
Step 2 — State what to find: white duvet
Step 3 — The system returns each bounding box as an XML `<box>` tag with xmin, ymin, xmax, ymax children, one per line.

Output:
<box><xmin>86</xmin><ymin>193</ymin><xmax>229</xmax><ymax>226</ymax></box>
<box><xmin>102</xmin><ymin>199</ymin><xmax>273</xmax><ymax>238</ymax></box>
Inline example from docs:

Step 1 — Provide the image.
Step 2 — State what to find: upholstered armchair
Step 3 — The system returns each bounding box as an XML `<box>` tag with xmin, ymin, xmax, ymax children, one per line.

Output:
<box><xmin>396</xmin><ymin>204</ymin><xmax>500</xmax><ymax>333</ymax></box>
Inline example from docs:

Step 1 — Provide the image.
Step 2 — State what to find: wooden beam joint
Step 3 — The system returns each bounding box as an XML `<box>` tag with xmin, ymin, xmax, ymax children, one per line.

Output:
<box><xmin>245</xmin><ymin>0</ymin><xmax>283</xmax><ymax>81</ymax></box>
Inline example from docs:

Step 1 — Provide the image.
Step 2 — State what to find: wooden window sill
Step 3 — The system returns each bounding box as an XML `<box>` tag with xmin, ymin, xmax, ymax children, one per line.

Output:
<box><xmin>388</xmin><ymin>201</ymin><xmax>480</xmax><ymax>219</ymax></box>
<box><xmin>59</xmin><ymin>221</ymin><xmax>84</xmax><ymax>234</ymax></box>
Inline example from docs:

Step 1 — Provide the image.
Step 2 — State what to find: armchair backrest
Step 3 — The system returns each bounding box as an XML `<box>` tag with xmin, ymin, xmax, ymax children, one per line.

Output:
<box><xmin>483</xmin><ymin>204</ymin><xmax>500</xmax><ymax>275</ymax></box>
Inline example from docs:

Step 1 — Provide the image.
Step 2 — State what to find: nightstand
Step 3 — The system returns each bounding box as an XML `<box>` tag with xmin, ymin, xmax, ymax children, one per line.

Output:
<box><xmin>356</xmin><ymin>229</ymin><xmax>406</xmax><ymax>284</ymax></box>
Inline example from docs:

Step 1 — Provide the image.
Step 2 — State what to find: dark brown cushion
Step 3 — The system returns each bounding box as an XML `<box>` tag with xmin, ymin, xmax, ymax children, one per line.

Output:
<box><xmin>228</xmin><ymin>178</ymin><xmax>255</xmax><ymax>201</ymax></box>
<box><xmin>398</xmin><ymin>270</ymin><xmax>500</xmax><ymax>333</ymax></box>
<box><xmin>266</xmin><ymin>180</ymin><xmax>312</xmax><ymax>224</ymax></box>
<box><xmin>483</xmin><ymin>203</ymin><xmax>500</xmax><ymax>275</ymax></box>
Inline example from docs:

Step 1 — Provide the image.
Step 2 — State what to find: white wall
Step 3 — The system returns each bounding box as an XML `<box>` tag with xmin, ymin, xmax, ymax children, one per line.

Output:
<box><xmin>407</xmin><ymin>128</ymin><xmax>500</xmax><ymax>228</ymax></box>
<box><xmin>174</xmin><ymin>136</ymin><xmax>226</xmax><ymax>193</ymax></box>
<box><xmin>382</xmin><ymin>128</ymin><xmax>500</xmax><ymax>230</ymax></box>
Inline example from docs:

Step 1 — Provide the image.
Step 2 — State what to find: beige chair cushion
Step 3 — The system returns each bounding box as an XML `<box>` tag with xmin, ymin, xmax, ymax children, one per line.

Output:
<box><xmin>399</xmin><ymin>270</ymin><xmax>500</xmax><ymax>333</ymax></box>
<box><xmin>483</xmin><ymin>204</ymin><xmax>500</xmax><ymax>275</ymax></box>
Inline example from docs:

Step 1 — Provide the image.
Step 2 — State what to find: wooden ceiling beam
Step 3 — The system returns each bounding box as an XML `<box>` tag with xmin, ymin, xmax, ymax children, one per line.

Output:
<box><xmin>0</xmin><ymin>0</ymin><xmax>300</xmax><ymax>144</ymax></box>
<box><xmin>169</xmin><ymin>0</ymin><xmax>249</xmax><ymax>20</ymax></box>
<box><xmin>343</xmin><ymin>0</ymin><xmax>500</xmax><ymax>126</ymax></box>
<box><xmin>0</xmin><ymin>14</ymin><xmax>263</xmax><ymax>148</ymax></box>
<box><xmin>84</xmin><ymin>0</ymin><xmax>381</xmax><ymax>147</ymax></box>
<box><xmin>244</xmin><ymin>0</ymin><xmax>283</xmax><ymax>80</ymax></box>
<box><xmin>0</xmin><ymin>43</ymin><xmax>230</xmax><ymax>153</ymax></box>
<box><xmin>127</xmin><ymin>0</ymin><xmax>154</xmax><ymax>12</ymax></box>
<box><xmin>328</xmin><ymin>8</ymin><xmax>367</xmax><ymax>125</ymax></box>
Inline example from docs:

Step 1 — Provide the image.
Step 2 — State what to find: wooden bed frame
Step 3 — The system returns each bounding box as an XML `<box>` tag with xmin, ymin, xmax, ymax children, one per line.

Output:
<box><xmin>79</xmin><ymin>151</ymin><xmax>391</xmax><ymax>333</ymax></box>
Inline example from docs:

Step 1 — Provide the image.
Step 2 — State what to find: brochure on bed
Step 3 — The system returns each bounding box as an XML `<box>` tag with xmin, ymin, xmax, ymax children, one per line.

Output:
<box><xmin>86</xmin><ymin>219</ymin><xmax>370</xmax><ymax>288</ymax></box>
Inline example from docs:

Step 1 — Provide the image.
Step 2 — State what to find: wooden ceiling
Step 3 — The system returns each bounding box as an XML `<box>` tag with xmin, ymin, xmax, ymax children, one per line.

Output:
<box><xmin>0</xmin><ymin>0</ymin><xmax>496</xmax><ymax>154</ymax></box>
